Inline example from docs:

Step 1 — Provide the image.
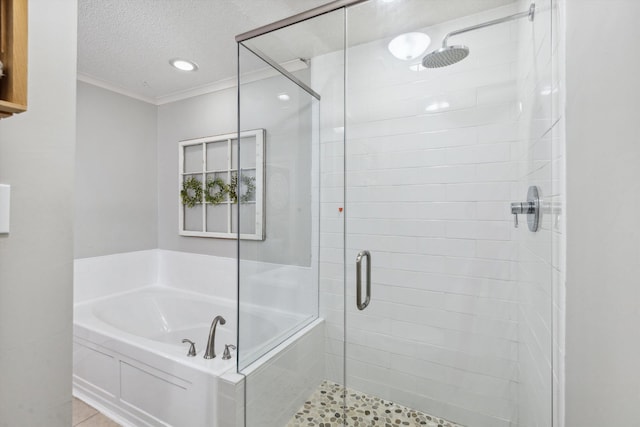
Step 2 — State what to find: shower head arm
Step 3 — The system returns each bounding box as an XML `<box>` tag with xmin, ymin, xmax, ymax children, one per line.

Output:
<box><xmin>441</xmin><ymin>3</ymin><xmax>535</xmax><ymax>47</ymax></box>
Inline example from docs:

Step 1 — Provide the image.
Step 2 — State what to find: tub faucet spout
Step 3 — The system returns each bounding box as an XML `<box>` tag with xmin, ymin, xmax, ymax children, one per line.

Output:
<box><xmin>204</xmin><ymin>315</ymin><xmax>226</xmax><ymax>359</ymax></box>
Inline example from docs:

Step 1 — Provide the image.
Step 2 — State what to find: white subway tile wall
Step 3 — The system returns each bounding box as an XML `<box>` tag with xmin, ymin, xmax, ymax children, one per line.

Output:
<box><xmin>314</xmin><ymin>1</ymin><xmax>561</xmax><ymax>426</ymax></box>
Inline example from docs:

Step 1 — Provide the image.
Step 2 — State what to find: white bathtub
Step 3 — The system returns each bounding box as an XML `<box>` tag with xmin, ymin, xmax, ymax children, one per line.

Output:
<box><xmin>73</xmin><ymin>274</ymin><xmax>329</xmax><ymax>427</ymax></box>
<box><xmin>73</xmin><ymin>285</ymin><xmax>320</xmax><ymax>427</ymax></box>
<box><xmin>73</xmin><ymin>287</ymin><xmax>239</xmax><ymax>426</ymax></box>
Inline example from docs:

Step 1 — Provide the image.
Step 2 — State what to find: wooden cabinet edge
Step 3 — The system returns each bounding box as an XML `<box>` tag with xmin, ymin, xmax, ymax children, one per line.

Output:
<box><xmin>0</xmin><ymin>0</ymin><xmax>28</xmax><ymax>119</ymax></box>
<box><xmin>0</xmin><ymin>100</ymin><xmax>27</xmax><ymax>114</ymax></box>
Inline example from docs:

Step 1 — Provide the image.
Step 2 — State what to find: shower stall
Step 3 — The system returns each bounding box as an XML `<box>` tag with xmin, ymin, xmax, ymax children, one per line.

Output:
<box><xmin>236</xmin><ymin>0</ymin><xmax>559</xmax><ymax>426</ymax></box>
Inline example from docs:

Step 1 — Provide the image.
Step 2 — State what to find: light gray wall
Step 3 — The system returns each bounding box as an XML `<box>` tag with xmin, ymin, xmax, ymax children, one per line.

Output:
<box><xmin>157</xmin><ymin>87</ymin><xmax>237</xmax><ymax>256</ymax></box>
<box><xmin>76</xmin><ymin>65</ymin><xmax>312</xmax><ymax>265</ymax></box>
<box><xmin>565</xmin><ymin>1</ymin><xmax>640</xmax><ymax>424</ymax></box>
<box><xmin>0</xmin><ymin>0</ymin><xmax>77</xmax><ymax>425</ymax></box>
<box><xmin>237</xmin><ymin>69</ymin><xmax>313</xmax><ymax>267</ymax></box>
<box><xmin>75</xmin><ymin>81</ymin><xmax>158</xmax><ymax>258</ymax></box>
<box><xmin>157</xmin><ymin>70</ymin><xmax>313</xmax><ymax>266</ymax></box>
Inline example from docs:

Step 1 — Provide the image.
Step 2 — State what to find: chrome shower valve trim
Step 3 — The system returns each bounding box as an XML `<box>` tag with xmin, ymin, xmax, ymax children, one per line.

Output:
<box><xmin>511</xmin><ymin>186</ymin><xmax>541</xmax><ymax>232</ymax></box>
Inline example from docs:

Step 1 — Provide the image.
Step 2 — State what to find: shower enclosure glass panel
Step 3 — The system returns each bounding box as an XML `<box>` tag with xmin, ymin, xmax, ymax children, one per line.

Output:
<box><xmin>237</xmin><ymin>42</ymin><xmax>320</xmax><ymax>371</ymax></box>
<box><xmin>237</xmin><ymin>9</ymin><xmax>345</xmax><ymax>425</ymax></box>
<box><xmin>237</xmin><ymin>0</ymin><xmax>555</xmax><ymax>425</ymax></box>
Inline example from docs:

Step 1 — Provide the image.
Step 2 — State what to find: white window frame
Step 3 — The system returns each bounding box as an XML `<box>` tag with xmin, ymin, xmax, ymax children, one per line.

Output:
<box><xmin>178</xmin><ymin>129</ymin><xmax>265</xmax><ymax>240</ymax></box>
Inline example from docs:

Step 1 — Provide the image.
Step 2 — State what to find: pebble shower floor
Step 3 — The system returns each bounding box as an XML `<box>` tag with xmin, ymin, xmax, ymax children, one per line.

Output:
<box><xmin>287</xmin><ymin>380</ymin><xmax>463</xmax><ymax>427</ymax></box>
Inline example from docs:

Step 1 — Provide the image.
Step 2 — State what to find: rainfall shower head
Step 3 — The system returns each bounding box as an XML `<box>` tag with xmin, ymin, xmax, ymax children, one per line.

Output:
<box><xmin>421</xmin><ymin>3</ymin><xmax>535</xmax><ymax>69</ymax></box>
<box><xmin>422</xmin><ymin>45</ymin><xmax>470</xmax><ymax>68</ymax></box>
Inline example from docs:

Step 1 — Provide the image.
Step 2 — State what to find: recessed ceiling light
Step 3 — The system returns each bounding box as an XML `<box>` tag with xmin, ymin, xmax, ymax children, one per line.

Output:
<box><xmin>277</xmin><ymin>93</ymin><xmax>290</xmax><ymax>101</ymax></box>
<box><xmin>170</xmin><ymin>58</ymin><xmax>199</xmax><ymax>72</ymax></box>
<box><xmin>388</xmin><ymin>32</ymin><xmax>431</xmax><ymax>61</ymax></box>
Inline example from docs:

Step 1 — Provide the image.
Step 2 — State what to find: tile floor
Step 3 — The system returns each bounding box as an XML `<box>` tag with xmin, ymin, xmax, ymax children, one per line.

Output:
<box><xmin>72</xmin><ymin>397</ymin><xmax>121</xmax><ymax>427</ymax></box>
<box><xmin>287</xmin><ymin>381</ymin><xmax>463</xmax><ymax>427</ymax></box>
<box><xmin>74</xmin><ymin>383</ymin><xmax>461</xmax><ymax>427</ymax></box>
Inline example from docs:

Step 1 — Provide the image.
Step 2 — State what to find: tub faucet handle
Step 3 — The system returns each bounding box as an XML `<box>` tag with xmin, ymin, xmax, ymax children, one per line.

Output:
<box><xmin>182</xmin><ymin>339</ymin><xmax>197</xmax><ymax>357</ymax></box>
<box><xmin>222</xmin><ymin>344</ymin><xmax>236</xmax><ymax>360</ymax></box>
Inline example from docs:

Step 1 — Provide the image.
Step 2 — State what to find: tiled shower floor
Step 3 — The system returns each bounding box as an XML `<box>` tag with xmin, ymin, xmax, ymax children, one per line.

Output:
<box><xmin>287</xmin><ymin>380</ymin><xmax>463</xmax><ymax>427</ymax></box>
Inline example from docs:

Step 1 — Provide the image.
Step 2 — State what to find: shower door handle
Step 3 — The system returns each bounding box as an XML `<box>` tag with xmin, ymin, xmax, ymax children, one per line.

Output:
<box><xmin>356</xmin><ymin>250</ymin><xmax>371</xmax><ymax>310</ymax></box>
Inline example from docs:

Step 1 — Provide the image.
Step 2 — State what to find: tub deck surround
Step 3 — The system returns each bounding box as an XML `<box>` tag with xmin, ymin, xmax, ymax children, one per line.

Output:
<box><xmin>75</xmin><ymin>249</ymin><xmax>315</xmax><ymax>316</ymax></box>
<box><xmin>73</xmin><ymin>283</ymin><xmax>325</xmax><ymax>426</ymax></box>
<box><xmin>239</xmin><ymin>319</ymin><xmax>326</xmax><ymax>427</ymax></box>
<box><xmin>74</xmin><ymin>250</ymin><xmax>160</xmax><ymax>303</ymax></box>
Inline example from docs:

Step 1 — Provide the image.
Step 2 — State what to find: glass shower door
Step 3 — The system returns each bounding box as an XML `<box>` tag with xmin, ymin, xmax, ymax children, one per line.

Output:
<box><xmin>343</xmin><ymin>1</ymin><xmax>554</xmax><ymax>426</ymax></box>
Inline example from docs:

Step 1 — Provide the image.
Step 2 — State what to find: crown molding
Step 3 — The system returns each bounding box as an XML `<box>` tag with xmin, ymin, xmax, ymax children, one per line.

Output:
<box><xmin>77</xmin><ymin>58</ymin><xmax>310</xmax><ymax>106</ymax></box>
<box><xmin>76</xmin><ymin>73</ymin><xmax>157</xmax><ymax>105</ymax></box>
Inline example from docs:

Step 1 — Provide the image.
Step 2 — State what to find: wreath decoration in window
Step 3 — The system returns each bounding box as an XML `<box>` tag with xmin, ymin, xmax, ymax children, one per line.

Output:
<box><xmin>178</xmin><ymin>129</ymin><xmax>265</xmax><ymax>240</ymax></box>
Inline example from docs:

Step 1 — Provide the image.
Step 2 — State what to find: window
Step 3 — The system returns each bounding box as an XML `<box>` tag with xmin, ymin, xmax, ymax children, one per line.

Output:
<box><xmin>178</xmin><ymin>129</ymin><xmax>265</xmax><ymax>240</ymax></box>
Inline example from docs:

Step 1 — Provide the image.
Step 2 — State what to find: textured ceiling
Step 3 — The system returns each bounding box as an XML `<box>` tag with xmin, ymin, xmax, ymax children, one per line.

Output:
<box><xmin>77</xmin><ymin>0</ymin><xmax>330</xmax><ymax>101</ymax></box>
<box><xmin>78</xmin><ymin>0</ymin><xmax>517</xmax><ymax>103</ymax></box>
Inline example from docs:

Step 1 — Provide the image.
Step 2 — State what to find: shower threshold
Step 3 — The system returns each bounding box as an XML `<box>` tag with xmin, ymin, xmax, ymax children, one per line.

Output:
<box><xmin>287</xmin><ymin>380</ymin><xmax>463</xmax><ymax>427</ymax></box>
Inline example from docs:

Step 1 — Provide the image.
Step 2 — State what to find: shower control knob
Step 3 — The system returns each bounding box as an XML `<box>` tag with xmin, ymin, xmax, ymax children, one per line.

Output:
<box><xmin>510</xmin><ymin>186</ymin><xmax>541</xmax><ymax>232</ymax></box>
<box><xmin>511</xmin><ymin>204</ymin><xmax>521</xmax><ymax>228</ymax></box>
<box><xmin>182</xmin><ymin>339</ymin><xmax>197</xmax><ymax>357</ymax></box>
<box><xmin>510</xmin><ymin>202</ymin><xmax>532</xmax><ymax>228</ymax></box>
